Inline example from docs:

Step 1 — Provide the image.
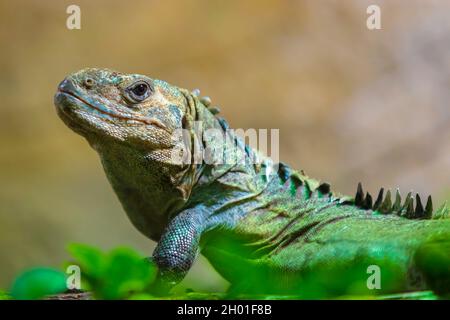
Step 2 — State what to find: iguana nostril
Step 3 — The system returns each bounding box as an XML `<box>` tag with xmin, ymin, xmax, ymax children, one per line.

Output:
<box><xmin>84</xmin><ymin>78</ymin><xmax>95</xmax><ymax>88</ymax></box>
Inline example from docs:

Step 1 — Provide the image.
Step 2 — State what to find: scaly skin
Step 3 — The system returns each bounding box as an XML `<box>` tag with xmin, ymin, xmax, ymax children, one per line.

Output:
<box><xmin>54</xmin><ymin>68</ymin><xmax>450</xmax><ymax>297</ymax></box>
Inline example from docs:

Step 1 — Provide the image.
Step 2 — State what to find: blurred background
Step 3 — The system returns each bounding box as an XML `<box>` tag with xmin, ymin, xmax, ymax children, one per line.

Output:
<box><xmin>0</xmin><ymin>0</ymin><xmax>449</xmax><ymax>292</ymax></box>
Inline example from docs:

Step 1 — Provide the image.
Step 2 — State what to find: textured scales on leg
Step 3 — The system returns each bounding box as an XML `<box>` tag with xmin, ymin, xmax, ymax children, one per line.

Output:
<box><xmin>54</xmin><ymin>68</ymin><xmax>450</xmax><ymax>297</ymax></box>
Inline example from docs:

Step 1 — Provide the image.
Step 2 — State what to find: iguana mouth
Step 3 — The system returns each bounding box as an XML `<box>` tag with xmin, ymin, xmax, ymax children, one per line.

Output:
<box><xmin>57</xmin><ymin>87</ymin><xmax>167</xmax><ymax>131</ymax></box>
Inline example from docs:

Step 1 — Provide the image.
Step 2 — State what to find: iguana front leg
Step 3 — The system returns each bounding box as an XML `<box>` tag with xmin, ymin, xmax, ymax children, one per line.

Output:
<box><xmin>151</xmin><ymin>206</ymin><xmax>209</xmax><ymax>293</ymax></box>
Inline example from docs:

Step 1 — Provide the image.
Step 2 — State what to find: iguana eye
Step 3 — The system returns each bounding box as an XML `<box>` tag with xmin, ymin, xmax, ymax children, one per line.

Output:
<box><xmin>84</xmin><ymin>78</ymin><xmax>95</xmax><ymax>88</ymax></box>
<box><xmin>125</xmin><ymin>81</ymin><xmax>152</xmax><ymax>103</ymax></box>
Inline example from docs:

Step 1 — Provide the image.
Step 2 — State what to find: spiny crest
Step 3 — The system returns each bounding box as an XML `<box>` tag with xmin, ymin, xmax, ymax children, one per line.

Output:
<box><xmin>353</xmin><ymin>182</ymin><xmax>437</xmax><ymax>220</ymax></box>
<box><xmin>278</xmin><ymin>163</ymin><xmax>333</xmax><ymax>200</ymax></box>
<box><xmin>191</xmin><ymin>88</ymin><xmax>220</xmax><ymax>115</ymax></box>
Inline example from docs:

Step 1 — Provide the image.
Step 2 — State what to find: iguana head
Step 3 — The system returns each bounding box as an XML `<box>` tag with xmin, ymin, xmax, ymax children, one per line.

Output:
<box><xmin>54</xmin><ymin>68</ymin><xmax>190</xmax><ymax>150</ymax></box>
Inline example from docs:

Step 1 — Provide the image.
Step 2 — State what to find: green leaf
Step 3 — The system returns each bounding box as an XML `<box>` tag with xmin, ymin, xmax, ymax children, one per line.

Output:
<box><xmin>128</xmin><ymin>293</ymin><xmax>157</xmax><ymax>300</ymax></box>
<box><xmin>99</xmin><ymin>247</ymin><xmax>157</xmax><ymax>299</ymax></box>
<box><xmin>67</xmin><ymin>243</ymin><xmax>107</xmax><ymax>279</ymax></box>
<box><xmin>0</xmin><ymin>290</ymin><xmax>12</xmax><ymax>300</ymax></box>
<box><xmin>10</xmin><ymin>267</ymin><xmax>67</xmax><ymax>300</ymax></box>
<box><xmin>67</xmin><ymin>244</ymin><xmax>157</xmax><ymax>299</ymax></box>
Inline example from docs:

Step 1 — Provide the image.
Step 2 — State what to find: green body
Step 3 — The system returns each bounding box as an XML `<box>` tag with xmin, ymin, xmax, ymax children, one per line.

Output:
<box><xmin>54</xmin><ymin>68</ymin><xmax>450</xmax><ymax>297</ymax></box>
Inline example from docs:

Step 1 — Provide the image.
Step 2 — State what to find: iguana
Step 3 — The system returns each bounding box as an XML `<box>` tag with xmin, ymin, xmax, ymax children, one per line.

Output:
<box><xmin>54</xmin><ymin>68</ymin><xmax>450</xmax><ymax>298</ymax></box>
